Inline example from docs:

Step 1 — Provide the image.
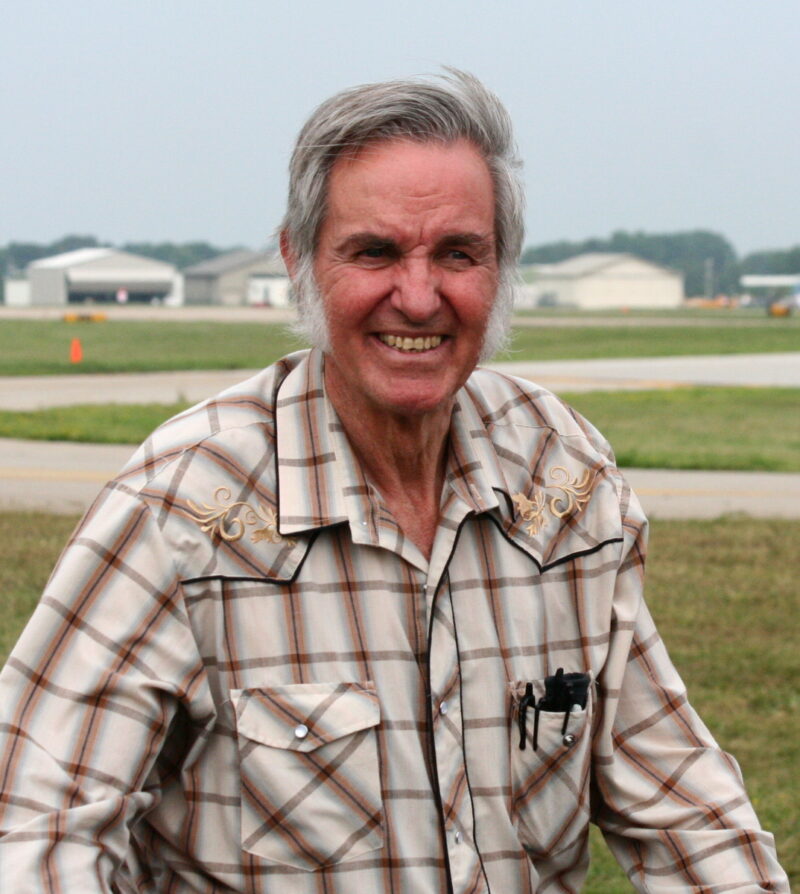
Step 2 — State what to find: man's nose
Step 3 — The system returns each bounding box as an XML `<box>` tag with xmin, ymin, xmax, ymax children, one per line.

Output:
<box><xmin>390</xmin><ymin>258</ymin><xmax>442</xmax><ymax>321</ymax></box>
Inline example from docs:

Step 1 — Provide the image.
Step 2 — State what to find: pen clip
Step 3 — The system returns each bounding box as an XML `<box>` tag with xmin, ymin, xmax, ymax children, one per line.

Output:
<box><xmin>518</xmin><ymin>682</ymin><xmax>536</xmax><ymax>750</ymax></box>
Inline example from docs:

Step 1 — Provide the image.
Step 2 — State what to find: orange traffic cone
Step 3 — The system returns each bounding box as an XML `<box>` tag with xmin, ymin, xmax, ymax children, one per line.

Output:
<box><xmin>70</xmin><ymin>338</ymin><xmax>83</xmax><ymax>364</ymax></box>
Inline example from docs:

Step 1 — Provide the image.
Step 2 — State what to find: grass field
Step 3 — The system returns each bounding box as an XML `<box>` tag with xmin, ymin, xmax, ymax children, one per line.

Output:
<box><xmin>508</xmin><ymin>319</ymin><xmax>800</xmax><ymax>361</ymax></box>
<box><xmin>1</xmin><ymin>512</ymin><xmax>796</xmax><ymax>888</ymax></box>
<box><xmin>0</xmin><ymin>402</ymin><xmax>192</xmax><ymax>445</ymax></box>
<box><xmin>564</xmin><ymin>386</ymin><xmax>800</xmax><ymax>472</ymax></box>
<box><xmin>0</xmin><ymin>317</ymin><xmax>798</xmax><ymax>375</ymax></box>
<box><xmin>2</xmin><ymin>386</ymin><xmax>798</xmax><ymax>473</ymax></box>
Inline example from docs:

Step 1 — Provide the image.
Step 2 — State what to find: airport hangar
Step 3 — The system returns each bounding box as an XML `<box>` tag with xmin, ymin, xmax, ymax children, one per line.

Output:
<box><xmin>7</xmin><ymin>248</ymin><xmax>178</xmax><ymax>306</ymax></box>
<box><xmin>518</xmin><ymin>253</ymin><xmax>684</xmax><ymax>310</ymax></box>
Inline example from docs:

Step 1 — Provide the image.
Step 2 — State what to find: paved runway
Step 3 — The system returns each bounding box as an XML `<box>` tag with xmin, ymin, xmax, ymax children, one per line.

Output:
<box><xmin>2</xmin><ymin>438</ymin><xmax>799</xmax><ymax>520</ymax></box>
<box><xmin>2</xmin><ymin>353</ymin><xmax>800</xmax><ymax>410</ymax></box>
<box><xmin>1</xmin><ymin>355</ymin><xmax>798</xmax><ymax>518</ymax></box>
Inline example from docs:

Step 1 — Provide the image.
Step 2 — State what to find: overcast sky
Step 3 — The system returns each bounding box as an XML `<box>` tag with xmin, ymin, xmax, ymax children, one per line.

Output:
<box><xmin>2</xmin><ymin>0</ymin><xmax>798</xmax><ymax>256</ymax></box>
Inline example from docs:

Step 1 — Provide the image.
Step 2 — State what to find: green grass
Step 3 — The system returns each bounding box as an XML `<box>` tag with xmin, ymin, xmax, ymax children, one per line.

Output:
<box><xmin>0</xmin><ymin>402</ymin><xmax>191</xmax><ymax>443</ymax></box>
<box><xmin>584</xmin><ymin>518</ymin><xmax>799</xmax><ymax>890</ymax></box>
<box><xmin>561</xmin><ymin>386</ymin><xmax>800</xmax><ymax>472</ymax></box>
<box><xmin>0</xmin><ymin>317</ymin><xmax>798</xmax><ymax>375</ymax></box>
<box><xmin>2</xmin><ymin>387</ymin><xmax>798</xmax><ymax>473</ymax></box>
<box><xmin>1</xmin><ymin>514</ymin><xmax>796</xmax><ymax>887</ymax></box>
<box><xmin>0</xmin><ymin>320</ymin><xmax>302</xmax><ymax>375</ymax></box>
<box><xmin>506</xmin><ymin>321</ymin><xmax>800</xmax><ymax>361</ymax></box>
<box><xmin>0</xmin><ymin>512</ymin><xmax>80</xmax><ymax>660</ymax></box>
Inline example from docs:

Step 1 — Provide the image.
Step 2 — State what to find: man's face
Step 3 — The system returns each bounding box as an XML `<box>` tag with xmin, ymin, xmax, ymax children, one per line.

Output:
<box><xmin>313</xmin><ymin>138</ymin><xmax>499</xmax><ymax>421</ymax></box>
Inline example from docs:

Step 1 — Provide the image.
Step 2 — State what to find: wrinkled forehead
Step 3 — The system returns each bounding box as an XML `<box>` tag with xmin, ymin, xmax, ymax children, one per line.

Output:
<box><xmin>317</xmin><ymin>137</ymin><xmax>496</xmax><ymax>246</ymax></box>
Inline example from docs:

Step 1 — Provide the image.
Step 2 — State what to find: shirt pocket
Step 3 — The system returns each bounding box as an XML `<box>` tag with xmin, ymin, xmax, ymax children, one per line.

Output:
<box><xmin>231</xmin><ymin>681</ymin><xmax>385</xmax><ymax>870</ymax></box>
<box><xmin>508</xmin><ymin>675</ymin><xmax>594</xmax><ymax>859</ymax></box>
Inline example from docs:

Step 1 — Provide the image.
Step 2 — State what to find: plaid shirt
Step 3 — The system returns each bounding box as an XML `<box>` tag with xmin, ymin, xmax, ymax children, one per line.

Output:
<box><xmin>0</xmin><ymin>349</ymin><xmax>787</xmax><ymax>892</ymax></box>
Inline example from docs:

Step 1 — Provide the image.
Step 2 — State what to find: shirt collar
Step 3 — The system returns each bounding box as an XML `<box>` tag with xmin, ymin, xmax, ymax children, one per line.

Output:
<box><xmin>444</xmin><ymin>385</ymin><xmax>507</xmax><ymax>516</ymax></box>
<box><xmin>275</xmin><ymin>349</ymin><xmax>350</xmax><ymax>535</ymax></box>
<box><xmin>275</xmin><ymin>352</ymin><xmax>623</xmax><ymax>572</ymax></box>
<box><xmin>276</xmin><ymin>351</ymin><xmax>506</xmax><ymax>541</ymax></box>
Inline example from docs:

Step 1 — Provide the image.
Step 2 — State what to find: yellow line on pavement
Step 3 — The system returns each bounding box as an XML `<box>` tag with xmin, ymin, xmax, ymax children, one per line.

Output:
<box><xmin>0</xmin><ymin>473</ymin><xmax>786</xmax><ymax>503</ymax></box>
<box><xmin>634</xmin><ymin>486</ymin><xmax>766</xmax><ymax>498</ymax></box>
<box><xmin>521</xmin><ymin>376</ymin><xmax>685</xmax><ymax>390</ymax></box>
<box><xmin>0</xmin><ymin>468</ymin><xmax>112</xmax><ymax>482</ymax></box>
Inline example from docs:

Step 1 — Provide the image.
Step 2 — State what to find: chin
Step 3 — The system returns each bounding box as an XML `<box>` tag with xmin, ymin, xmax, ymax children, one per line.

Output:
<box><xmin>373</xmin><ymin>388</ymin><xmax>456</xmax><ymax>419</ymax></box>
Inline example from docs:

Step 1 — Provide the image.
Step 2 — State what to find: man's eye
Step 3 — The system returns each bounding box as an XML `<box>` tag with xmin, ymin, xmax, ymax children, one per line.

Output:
<box><xmin>355</xmin><ymin>244</ymin><xmax>396</xmax><ymax>261</ymax></box>
<box><xmin>442</xmin><ymin>249</ymin><xmax>473</xmax><ymax>264</ymax></box>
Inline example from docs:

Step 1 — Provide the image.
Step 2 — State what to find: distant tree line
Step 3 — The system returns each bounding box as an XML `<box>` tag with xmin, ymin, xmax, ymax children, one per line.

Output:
<box><xmin>1</xmin><ymin>231</ymin><xmax>798</xmax><ymax>302</ymax></box>
<box><xmin>738</xmin><ymin>246</ymin><xmax>800</xmax><ymax>277</ymax></box>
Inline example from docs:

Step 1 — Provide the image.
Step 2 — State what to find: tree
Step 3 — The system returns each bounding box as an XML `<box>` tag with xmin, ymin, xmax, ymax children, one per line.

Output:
<box><xmin>120</xmin><ymin>241</ymin><xmax>233</xmax><ymax>269</ymax></box>
<box><xmin>739</xmin><ymin>246</ymin><xmax>800</xmax><ymax>275</ymax></box>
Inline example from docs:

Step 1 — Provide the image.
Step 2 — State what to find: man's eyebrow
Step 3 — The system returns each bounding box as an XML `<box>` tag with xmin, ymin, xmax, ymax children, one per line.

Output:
<box><xmin>333</xmin><ymin>231</ymin><xmax>496</xmax><ymax>255</ymax></box>
<box><xmin>335</xmin><ymin>232</ymin><xmax>396</xmax><ymax>252</ymax></box>
<box><xmin>436</xmin><ymin>232</ymin><xmax>495</xmax><ymax>248</ymax></box>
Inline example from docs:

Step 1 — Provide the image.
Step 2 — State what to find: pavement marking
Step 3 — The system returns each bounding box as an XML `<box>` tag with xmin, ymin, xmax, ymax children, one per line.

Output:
<box><xmin>518</xmin><ymin>375</ymin><xmax>687</xmax><ymax>391</ymax></box>
<box><xmin>0</xmin><ymin>470</ymin><xmax>775</xmax><ymax>499</ymax></box>
<box><xmin>0</xmin><ymin>468</ymin><xmax>112</xmax><ymax>482</ymax></box>
<box><xmin>634</xmin><ymin>486</ymin><xmax>766</xmax><ymax>498</ymax></box>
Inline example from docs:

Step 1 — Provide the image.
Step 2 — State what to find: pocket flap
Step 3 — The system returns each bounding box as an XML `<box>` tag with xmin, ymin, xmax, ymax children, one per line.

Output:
<box><xmin>232</xmin><ymin>681</ymin><xmax>380</xmax><ymax>753</ymax></box>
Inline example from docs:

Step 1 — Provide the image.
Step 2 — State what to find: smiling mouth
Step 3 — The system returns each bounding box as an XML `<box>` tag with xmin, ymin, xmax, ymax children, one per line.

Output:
<box><xmin>377</xmin><ymin>334</ymin><xmax>444</xmax><ymax>353</ymax></box>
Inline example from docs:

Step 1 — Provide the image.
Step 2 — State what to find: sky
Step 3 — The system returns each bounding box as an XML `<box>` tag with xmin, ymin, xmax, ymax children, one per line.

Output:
<box><xmin>1</xmin><ymin>0</ymin><xmax>799</xmax><ymax>257</ymax></box>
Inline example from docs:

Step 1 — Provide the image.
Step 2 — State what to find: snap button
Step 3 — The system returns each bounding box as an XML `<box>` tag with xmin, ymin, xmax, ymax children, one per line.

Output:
<box><xmin>294</xmin><ymin>723</ymin><xmax>309</xmax><ymax>739</ymax></box>
<box><xmin>454</xmin><ymin>829</ymin><xmax>461</xmax><ymax>844</ymax></box>
<box><xmin>439</xmin><ymin>701</ymin><xmax>449</xmax><ymax>716</ymax></box>
<box><xmin>562</xmin><ymin>732</ymin><xmax>576</xmax><ymax>747</ymax></box>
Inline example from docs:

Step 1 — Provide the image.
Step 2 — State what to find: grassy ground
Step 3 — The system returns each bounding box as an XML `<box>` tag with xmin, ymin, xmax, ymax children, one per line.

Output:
<box><xmin>0</xmin><ymin>512</ymin><xmax>80</xmax><ymax>660</ymax></box>
<box><xmin>507</xmin><ymin>320</ymin><xmax>800</xmax><ymax>361</ymax></box>
<box><xmin>562</xmin><ymin>386</ymin><xmax>800</xmax><ymax>472</ymax></box>
<box><xmin>2</xmin><ymin>386</ymin><xmax>798</xmax><ymax>473</ymax></box>
<box><xmin>0</xmin><ymin>317</ymin><xmax>798</xmax><ymax>375</ymax></box>
<box><xmin>1</xmin><ymin>513</ymin><xmax>796</xmax><ymax>887</ymax></box>
<box><xmin>0</xmin><ymin>402</ymin><xmax>191</xmax><ymax>444</ymax></box>
<box><xmin>0</xmin><ymin>320</ymin><xmax>302</xmax><ymax>375</ymax></box>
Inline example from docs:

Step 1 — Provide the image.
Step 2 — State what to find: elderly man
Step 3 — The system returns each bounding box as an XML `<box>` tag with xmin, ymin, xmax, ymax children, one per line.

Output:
<box><xmin>0</xmin><ymin>72</ymin><xmax>788</xmax><ymax>892</ymax></box>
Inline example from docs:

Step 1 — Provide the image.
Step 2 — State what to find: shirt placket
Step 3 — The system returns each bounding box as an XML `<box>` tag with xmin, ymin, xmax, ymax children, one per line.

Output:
<box><xmin>427</xmin><ymin>573</ymin><xmax>489</xmax><ymax>894</ymax></box>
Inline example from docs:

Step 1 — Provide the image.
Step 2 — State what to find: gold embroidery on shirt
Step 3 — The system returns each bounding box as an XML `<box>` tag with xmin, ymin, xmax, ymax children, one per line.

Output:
<box><xmin>548</xmin><ymin>466</ymin><xmax>592</xmax><ymax>519</ymax></box>
<box><xmin>511</xmin><ymin>491</ymin><xmax>546</xmax><ymax>536</ymax></box>
<box><xmin>512</xmin><ymin>466</ymin><xmax>593</xmax><ymax>536</ymax></box>
<box><xmin>186</xmin><ymin>487</ymin><xmax>295</xmax><ymax>546</ymax></box>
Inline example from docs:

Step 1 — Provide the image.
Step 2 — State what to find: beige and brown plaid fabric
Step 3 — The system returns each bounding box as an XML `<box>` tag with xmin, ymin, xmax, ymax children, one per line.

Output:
<box><xmin>0</xmin><ymin>349</ymin><xmax>788</xmax><ymax>892</ymax></box>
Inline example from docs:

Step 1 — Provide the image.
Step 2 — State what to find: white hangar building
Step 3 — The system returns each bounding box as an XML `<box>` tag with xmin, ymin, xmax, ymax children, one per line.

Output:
<box><xmin>18</xmin><ymin>248</ymin><xmax>179</xmax><ymax>307</ymax></box>
<box><xmin>183</xmin><ymin>250</ymin><xmax>290</xmax><ymax>307</ymax></box>
<box><xmin>519</xmin><ymin>253</ymin><xmax>684</xmax><ymax>310</ymax></box>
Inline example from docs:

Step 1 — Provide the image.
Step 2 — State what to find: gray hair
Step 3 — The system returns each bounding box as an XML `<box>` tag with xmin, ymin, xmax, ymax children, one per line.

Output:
<box><xmin>282</xmin><ymin>69</ymin><xmax>524</xmax><ymax>361</ymax></box>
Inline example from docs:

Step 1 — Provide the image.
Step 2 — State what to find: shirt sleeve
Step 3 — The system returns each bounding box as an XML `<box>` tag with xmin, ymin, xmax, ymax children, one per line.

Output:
<box><xmin>590</xmin><ymin>484</ymin><xmax>789</xmax><ymax>891</ymax></box>
<box><xmin>0</xmin><ymin>486</ymin><xmax>215</xmax><ymax>892</ymax></box>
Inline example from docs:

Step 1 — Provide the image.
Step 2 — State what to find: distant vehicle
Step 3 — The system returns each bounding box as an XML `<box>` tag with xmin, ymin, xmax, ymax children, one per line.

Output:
<box><xmin>767</xmin><ymin>298</ymin><xmax>794</xmax><ymax>317</ymax></box>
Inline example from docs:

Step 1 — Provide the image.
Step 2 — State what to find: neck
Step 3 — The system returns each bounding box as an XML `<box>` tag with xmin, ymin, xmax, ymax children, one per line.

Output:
<box><xmin>350</xmin><ymin>408</ymin><xmax>451</xmax><ymax>494</ymax></box>
<box><xmin>324</xmin><ymin>365</ymin><xmax>453</xmax><ymax>557</ymax></box>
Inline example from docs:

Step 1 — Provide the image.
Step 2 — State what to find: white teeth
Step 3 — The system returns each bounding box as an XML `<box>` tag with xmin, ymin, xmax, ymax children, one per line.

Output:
<box><xmin>378</xmin><ymin>334</ymin><xmax>443</xmax><ymax>353</ymax></box>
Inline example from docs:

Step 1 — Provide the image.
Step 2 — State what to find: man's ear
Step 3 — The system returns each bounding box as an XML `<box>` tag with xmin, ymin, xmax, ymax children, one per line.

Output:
<box><xmin>279</xmin><ymin>230</ymin><xmax>299</xmax><ymax>280</ymax></box>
